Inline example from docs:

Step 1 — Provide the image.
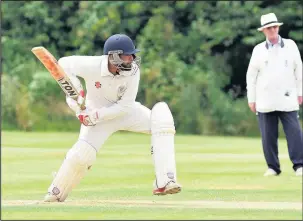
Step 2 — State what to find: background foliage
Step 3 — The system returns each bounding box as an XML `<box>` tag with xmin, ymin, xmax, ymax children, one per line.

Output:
<box><xmin>1</xmin><ymin>1</ymin><xmax>302</xmax><ymax>135</ymax></box>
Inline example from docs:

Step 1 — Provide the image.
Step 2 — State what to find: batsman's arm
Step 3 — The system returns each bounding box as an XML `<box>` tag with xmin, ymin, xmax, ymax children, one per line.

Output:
<box><xmin>94</xmin><ymin>70</ymin><xmax>140</xmax><ymax>122</ymax></box>
<box><xmin>58</xmin><ymin>56</ymin><xmax>105</xmax><ymax>110</ymax></box>
<box><xmin>58</xmin><ymin>57</ymin><xmax>85</xmax><ymax>93</ymax></box>
<box><xmin>58</xmin><ymin>56</ymin><xmax>102</xmax><ymax>79</ymax></box>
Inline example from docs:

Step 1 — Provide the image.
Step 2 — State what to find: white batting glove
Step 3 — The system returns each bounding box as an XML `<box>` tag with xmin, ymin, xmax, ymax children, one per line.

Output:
<box><xmin>77</xmin><ymin>109</ymin><xmax>99</xmax><ymax>126</ymax></box>
<box><xmin>66</xmin><ymin>90</ymin><xmax>85</xmax><ymax>113</ymax></box>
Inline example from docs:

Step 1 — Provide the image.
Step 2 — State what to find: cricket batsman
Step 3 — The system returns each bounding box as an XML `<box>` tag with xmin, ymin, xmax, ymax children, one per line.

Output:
<box><xmin>44</xmin><ymin>34</ymin><xmax>182</xmax><ymax>202</ymax></box>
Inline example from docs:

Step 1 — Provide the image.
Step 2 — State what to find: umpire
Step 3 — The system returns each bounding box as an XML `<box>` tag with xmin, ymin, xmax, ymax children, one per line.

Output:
<box><xmin>246</xmin><ymin>13</ymin><xmax>303</xmax><ymax>176</ymax></box>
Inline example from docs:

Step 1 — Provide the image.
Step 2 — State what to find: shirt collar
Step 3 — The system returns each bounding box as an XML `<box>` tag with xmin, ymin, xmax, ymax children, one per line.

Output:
<box><xmin>265</xmin><ymin>35</ymin><xmax>284</xmax><ymax>49</ymax></box>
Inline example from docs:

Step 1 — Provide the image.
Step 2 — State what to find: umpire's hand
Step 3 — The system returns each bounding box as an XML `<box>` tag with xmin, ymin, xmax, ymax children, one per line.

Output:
<box><xmin>248</xmin><ymin>102</ymin><xmax>256</xmax><ymax>113</ymax></box>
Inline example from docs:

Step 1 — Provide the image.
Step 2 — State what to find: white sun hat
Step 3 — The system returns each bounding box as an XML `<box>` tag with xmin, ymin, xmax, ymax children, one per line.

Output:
<box><xmin>257</xmin><ymin>13</ymin><xmax>283</xmax><ymax>31</ymax></box>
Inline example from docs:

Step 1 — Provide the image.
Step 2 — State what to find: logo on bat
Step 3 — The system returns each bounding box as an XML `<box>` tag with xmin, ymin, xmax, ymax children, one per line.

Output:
<box><xmin>58</xmin><ymin>79</ymin><xmax>78</xmax><ymax>97</ymax></box>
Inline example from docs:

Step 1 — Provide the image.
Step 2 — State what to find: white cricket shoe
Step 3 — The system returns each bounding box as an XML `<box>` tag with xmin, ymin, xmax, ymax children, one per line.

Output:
<box><xmin>44</xmin><ymin>173</ymin><xmax>60</xmax><ymax>202</ymax></box>
<box><xmin>295</xmin><ymin>167</ymin><xmax>303</xmax><ymax>176</ymax></box>
<box><xmin>43</xmin><ymin>193</ymin><xmax>59</xmax><ymax>202</ymax></box>
<box><xmin>264</xmin><ymin>168</ymin><xmax>278</xmax><ymax>176</ymax></box>
<box><xmin>153</xmin><ymin>180</ymin><xmax>182</xmax><ymax>195</ymax></box>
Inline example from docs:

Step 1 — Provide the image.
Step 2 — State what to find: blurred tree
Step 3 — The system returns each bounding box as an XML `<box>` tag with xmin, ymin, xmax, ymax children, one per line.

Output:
<box><xmin>1</xmin><ymin>0</ymin><xmax>302</xmax><ymax>135</ymax></box>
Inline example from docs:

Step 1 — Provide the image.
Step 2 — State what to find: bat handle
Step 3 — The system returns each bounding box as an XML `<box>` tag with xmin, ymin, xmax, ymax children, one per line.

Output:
<box><xmin>77</xmin><ymin>93</ymin><xmax>86</xmax><ymax>110</ymax></box>
<box><xmin>80</xmin><ymin>103</ymin><xmax>86</xmax><ymax>110</ymax></box>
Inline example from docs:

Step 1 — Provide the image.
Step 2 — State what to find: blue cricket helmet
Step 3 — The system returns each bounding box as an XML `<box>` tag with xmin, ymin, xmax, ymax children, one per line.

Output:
<box><xmin>103</xmin><ymin>34</ymin><xmax>140</xmax><ymax>55</ymax></box>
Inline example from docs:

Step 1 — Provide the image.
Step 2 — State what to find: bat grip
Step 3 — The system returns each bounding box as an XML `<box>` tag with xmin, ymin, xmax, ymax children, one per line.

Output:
<box><xmin>76</xmin><ymin>93</ymin><xmax>86</xmax><ymax>110</ymax></box>
<box><xmin>80</xmin><ymin>103</ymin><xmax>86</xmax><ymax>110</ymax></box>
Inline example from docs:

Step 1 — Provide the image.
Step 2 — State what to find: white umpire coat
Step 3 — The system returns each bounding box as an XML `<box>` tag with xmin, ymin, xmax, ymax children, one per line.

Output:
<box><xmin>246</xmin><ymin>36</ymin><xmax>302</xmax><ymax>113</ymax></box>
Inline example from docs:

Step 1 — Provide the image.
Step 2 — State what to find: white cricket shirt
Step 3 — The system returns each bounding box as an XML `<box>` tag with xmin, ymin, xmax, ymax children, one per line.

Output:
<box><xmin>58</xmin><ymin>55</ymin><xmax>141</xmax><ymax>121</ymax></box>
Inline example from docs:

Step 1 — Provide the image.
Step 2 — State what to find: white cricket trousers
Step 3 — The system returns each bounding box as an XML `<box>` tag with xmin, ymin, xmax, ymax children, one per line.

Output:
<box><xmin>78</xmin><ymin>102</ymin><xmax>151</xmax><ymax>151</ymax></box>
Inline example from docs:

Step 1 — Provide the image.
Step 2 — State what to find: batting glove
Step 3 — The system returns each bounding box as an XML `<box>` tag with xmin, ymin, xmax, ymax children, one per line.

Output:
<box><xmin>77</xmin><ymin>109</ymin><xmax>99</xmax><ymax>126</ymax></box>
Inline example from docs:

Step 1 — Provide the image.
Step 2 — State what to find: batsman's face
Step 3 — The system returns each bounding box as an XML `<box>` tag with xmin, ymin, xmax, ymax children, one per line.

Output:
<box><xmin>120</xmin><ymin>54</ymin><xmax>134</xmax><ymax>68</ymax></box>
<box><xmin>263</xmin><ymin>25</ymin><xmax>279</xmax><ymax>40</ymax></box>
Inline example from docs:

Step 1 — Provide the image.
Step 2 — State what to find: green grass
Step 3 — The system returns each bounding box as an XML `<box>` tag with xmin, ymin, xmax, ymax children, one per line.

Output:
<box><xmin>1</xmin><ymin>131</ymin><xmax>302</xmax><ymax>220</ymax></box>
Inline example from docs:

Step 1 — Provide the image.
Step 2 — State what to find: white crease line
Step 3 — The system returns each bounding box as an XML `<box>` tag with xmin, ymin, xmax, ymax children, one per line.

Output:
<box><xmin>2</xmin><ymin>200</ymin><xmax>302</xmax><ymax>210</ymax></box>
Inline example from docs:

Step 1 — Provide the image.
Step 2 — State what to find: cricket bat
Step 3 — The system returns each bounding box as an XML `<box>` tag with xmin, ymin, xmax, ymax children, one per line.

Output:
<box><xmin>31</xmin><ymin>46</ymin><xmax>85</xmax><ymax>110</ymax></box>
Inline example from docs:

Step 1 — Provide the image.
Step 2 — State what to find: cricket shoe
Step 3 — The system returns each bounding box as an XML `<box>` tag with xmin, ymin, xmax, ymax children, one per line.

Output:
<box><xmin>153</xmin><ymin>180</ymin><xmax>182</xmax><ymax>196</ymax></box>
<box><xmin>43</xmin><ymin>192</ymin><xmax>60</xmax><ymax>202</ymax></box>
<box><xmin>295</xmin><ymin>167</ymin><xmax>302</xmax><ymax>176</ymax></box>
<box><xmin>43</xmin><ymin>172</ymin><xmax>60</xmax><ymax>202</ymax></box>
<box><xmin>44</xmin><ymin>179</ymin><xmax>62</xmax><ymax>202</ymax></box>
<box><xmin>263</xmin><ymin>168</ymin><xmax>278</xmax><ymax>177</ymax></box>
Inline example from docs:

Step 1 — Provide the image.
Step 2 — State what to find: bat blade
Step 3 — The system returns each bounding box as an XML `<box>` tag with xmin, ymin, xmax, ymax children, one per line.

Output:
<box><xmin>31</xmin><ymin>46</ymin><xmax>85</xmax><ymax>109</ymax></box>
<box><xmin>32</xmin><ymin>46</ymin><xmax>78</xmax><ymax>99</ymax></box>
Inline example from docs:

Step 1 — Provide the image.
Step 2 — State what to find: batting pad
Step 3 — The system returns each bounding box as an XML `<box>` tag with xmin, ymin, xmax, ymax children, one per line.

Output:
<box><xmin>47</xmin><ymin>140</ymin><xmax>96</xmax><ymax>202</ymax></box>
<box><xmin>151</xmin><ymin>102</ymin><xmax>177</xmax><ymax>188</ymax></box>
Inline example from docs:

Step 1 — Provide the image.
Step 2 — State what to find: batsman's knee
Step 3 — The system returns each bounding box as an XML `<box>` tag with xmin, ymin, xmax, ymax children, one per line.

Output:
<box><xmin>151</xmin><ymin>102</ymin><xmax>175</xmax><ymax>135</ymax></box>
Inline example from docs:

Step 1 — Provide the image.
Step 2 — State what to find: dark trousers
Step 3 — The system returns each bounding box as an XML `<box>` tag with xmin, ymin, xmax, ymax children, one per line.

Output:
<box><xmin>258</xmin><ymin>111</ymin><xmax>303</xmax><ymax>174</ymax></box>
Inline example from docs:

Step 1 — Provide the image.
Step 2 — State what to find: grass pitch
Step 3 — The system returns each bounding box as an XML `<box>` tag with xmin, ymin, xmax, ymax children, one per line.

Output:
<box><xmin>1</xmin><ymin>131</ymin><xmax>302</xmax><ymax>220</ymax></box>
